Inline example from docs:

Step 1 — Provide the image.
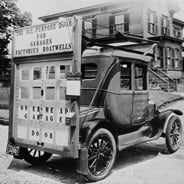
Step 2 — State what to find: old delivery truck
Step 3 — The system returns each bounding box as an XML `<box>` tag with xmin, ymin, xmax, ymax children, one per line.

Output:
<box><xmin>6</xmin><ymin>17</ymin><xmax>183</xmax><ymax>181</ymax></box>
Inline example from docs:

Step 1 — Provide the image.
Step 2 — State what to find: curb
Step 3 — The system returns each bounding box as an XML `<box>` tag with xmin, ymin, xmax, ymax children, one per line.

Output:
<box><xmin>0</xmin><ymin>118</ymin><xmax>9</xmax><ymax>126</ymax></box>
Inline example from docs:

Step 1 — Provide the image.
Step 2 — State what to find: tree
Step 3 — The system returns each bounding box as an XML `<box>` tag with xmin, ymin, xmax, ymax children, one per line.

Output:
<box><xmin>0</xmin><ymin>0</ymin><xmax>32</xmax><ymax>84</ymax></box>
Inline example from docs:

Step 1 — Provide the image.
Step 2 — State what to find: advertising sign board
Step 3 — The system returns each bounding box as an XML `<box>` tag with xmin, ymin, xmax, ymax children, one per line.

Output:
<box><xmin>13</xmin><ymin>18</ymin><xmax>73</xmax><ymax>57</ymax></box>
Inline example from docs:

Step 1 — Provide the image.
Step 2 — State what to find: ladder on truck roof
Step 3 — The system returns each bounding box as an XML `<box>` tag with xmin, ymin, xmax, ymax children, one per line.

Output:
<box><xmin>82</xmin><ymin>30</ymin><xmax>158</xmax><ymax>58</ymax></box>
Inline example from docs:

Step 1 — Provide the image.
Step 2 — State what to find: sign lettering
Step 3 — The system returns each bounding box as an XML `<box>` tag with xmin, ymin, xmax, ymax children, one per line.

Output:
<box><xmin>13</xmin><ymin>19</ymin><xmax>73</xmax><ymax>57</ymax></box>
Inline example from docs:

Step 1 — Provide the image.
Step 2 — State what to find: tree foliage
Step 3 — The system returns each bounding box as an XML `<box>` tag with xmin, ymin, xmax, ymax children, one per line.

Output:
<box><xmin>0</xmin><ymin>0</ymin><xmax>32</xmax><ymax>83</ymax></box>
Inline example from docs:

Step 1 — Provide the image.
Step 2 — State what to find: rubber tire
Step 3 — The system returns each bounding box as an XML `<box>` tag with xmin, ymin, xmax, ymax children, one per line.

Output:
<box><xmin>86</xmin><ymin>128</ymin><xmax>117</xmax><ymax>181</ymax></box>
<box><xmin>20</xmin><ymin>147</ymin><xmax>52</xmax><ymax>165</ymax></box>
<box><xmin>165</xmin><ymin>116</ymin><xmax>182</xmax><ymax>153</ymax></box>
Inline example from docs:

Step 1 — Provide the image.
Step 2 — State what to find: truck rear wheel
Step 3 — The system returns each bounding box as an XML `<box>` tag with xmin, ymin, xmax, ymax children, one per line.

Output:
<box><xmin>166</xmin><ymin>116</ymin><xmax>182</xmax><ymax>153</ymax></box>
<box><xmin>86</xmin><ymin>128</ymin><xmax>117</xmax><ymax>181</ymax></box>
<box><xmin>20</xmin><ymin>147</ymin><xmax>52</xmax><ymax>165</ymax></box>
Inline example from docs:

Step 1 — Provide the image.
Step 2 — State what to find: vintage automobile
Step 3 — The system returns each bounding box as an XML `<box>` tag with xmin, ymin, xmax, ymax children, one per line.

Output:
<box><xmin>79</xmin><ymin>48</ymin><xmax>183</xmax><ymax>180</ymax></box>
<box><xmin>6</xmin><ymin>18</ymin><xmax>183</xmax><ymax>182</ymax></box>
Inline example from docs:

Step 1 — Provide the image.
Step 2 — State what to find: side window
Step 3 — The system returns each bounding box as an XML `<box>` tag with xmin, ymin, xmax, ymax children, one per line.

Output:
<box><xmin>147</xmin><ymin>11</ymin><xmax>158</xmax><ymax>35</ymax></box>
<box><xmin>81</xmin><ymin>63</ymin><xmax>97</xmax><ymax>80</ymax></box>
<box><xmin>120</xmin><ymin>63</ymin><xmax>131</xmax><ymax>90</ymax></box>
<box><xmin>134</xmin><ymin>65</ymin><xmax>147</xmax><ymax>90</ymax></box>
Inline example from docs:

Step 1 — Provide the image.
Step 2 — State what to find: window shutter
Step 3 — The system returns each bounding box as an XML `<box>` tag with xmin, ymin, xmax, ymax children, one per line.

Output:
<box><xmin>172</xmin><ymin>48</ymin><xmax>175</xmax><ymax>57</ymax></box>
<box><xmin>167</xmin><ymin>19</ymin><xmax>170</xmax><ymax>27</ymax></box>
<box><xmin>109</xmin><ymin>16</ymin><xmax>115</xmax><ymax>35</ymax></box>
<box><xmin>165</xmin><ymin>48</ymin><xmax>168</xmax><ymax>67</ymax></box>
<box><xmin>124</xmin><ymin>13</ymin><xmax>129</xmax><ymax>32</ymax></box>
<box><xmin>172</xmin><ymin>48</ymin><xmax>175</xmax><ymax>68</ymax></box>
<box><xmin>148</xmin><ymin>12</ymin><xmax>150</xmax><ymax>22</ymax></box>
<box><xmin>92</xmin><ymin>19</ymin><xmax>97</xmax><ymax>38</ymax></box>
<box><xmin>147</xmin><ymin>13</ymin><xmax>150</xmax><ymax>33</ymax></box>
<box><xmin>155</xmin><ymin>25</ymin><xmax>158</xmax><ymax>34</ymax></box>
<box><xmin>161</xmin><ymin>17</ymin><xmax>164</xmax><ymax>34</ymax></box>
<box><xmin>154</xmin><ymin>14</ymin><xmax>157</xmax><ymax>24</ymax></box>
<box><xmin>154</xmin><ymin>15</ymin><xmax>158</xmax><ymax>34</ymax></box>
<box><xmin>167</xmin><ymin>19</ymin><xmax>170</xmax><ymax>35</ymax></box>
<box><xmin>161</xmin><ymin>17</ymin><xmax>164</xmax><ymax>26</ymax></box>
<box><xmin>82</xmin><ymin>20</ymin><xmax>85</xmax><ymax>34</ymax></box>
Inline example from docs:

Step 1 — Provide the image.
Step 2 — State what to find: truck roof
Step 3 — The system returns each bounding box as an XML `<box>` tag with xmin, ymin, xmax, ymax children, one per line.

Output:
<box><xmin>82</xmin><ymin>47</ymin><xmax>152</xmax><ymax>63</ymax></box>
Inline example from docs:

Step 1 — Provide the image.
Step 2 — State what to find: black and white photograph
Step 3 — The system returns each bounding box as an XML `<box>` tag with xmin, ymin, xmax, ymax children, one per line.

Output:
<box><xmin>0</xmin><ymin>0</ymin><xmax>184</xmax><ymax>183</ymax></box>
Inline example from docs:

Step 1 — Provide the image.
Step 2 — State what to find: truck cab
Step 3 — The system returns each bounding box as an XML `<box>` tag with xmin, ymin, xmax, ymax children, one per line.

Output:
<box><xmin>80</xmin><ymin>49</ymin><xmax>150</xmax><ymax>129</ymax></box>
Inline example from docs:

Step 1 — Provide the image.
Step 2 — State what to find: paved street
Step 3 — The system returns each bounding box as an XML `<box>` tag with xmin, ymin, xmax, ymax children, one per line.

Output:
<box><xmin>0</xmin><ymin>100</ymin><xmax>184</xmax><ymax>184</ymax></box>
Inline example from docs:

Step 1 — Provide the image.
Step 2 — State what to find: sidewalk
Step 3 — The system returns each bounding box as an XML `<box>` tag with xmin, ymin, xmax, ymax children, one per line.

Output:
<box><xmin>171</xmin><ymin>92</ymin><xmax>184</xmax><ymax>97</ymax></box>
<box><xmin>149</xmin><ymin>90</ymin><xmax>184</xmax><ymax>108</ymax></box>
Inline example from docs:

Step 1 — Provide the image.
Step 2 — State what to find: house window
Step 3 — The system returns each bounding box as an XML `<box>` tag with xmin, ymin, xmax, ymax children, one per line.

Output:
<box><xmin>81</xmin><ymin>63</ymin><xmax>97</xmax><ymax>80</ymax></box>
<box><xmin>171</xmin><ymin>48</ymin><xmax>175</xmax><ymax>68</ymax></box>
<box><xmin>148</xmin><ymin>12</ymin><xmax>158</xmax><ymax>34</ymax></box>
<box><xmin>83</xmin><ymin>19</ymin><xmax>97</xmax><ymax>38</ymax></box>
<box><xmin>166</xmin><ymin>47</ymin><xmax>172</xmax><ymax>68</ymax></box>
<box><xmin>173</xmin><ymin>27</ymin><xmax>182</xmax><ymax>39</ymax></box>
<box><xmin>109</xmin><ymin>14</ymin><xmax>129</xmax><ymax>35</ymax></box>
<box><xmin>174</xmin><ymin>49</ymin><xmax>180</xmax><ymax>68</ymax></box>
<box><xmin>161</xmin><ymin>16</ymin><xmax>170</xmax><ymax>36</ymax></box>
<box><xmin>158</xmin><ymin>47</ymin><xmax>164</xmax><ymax>68</ymax></box>
<box><xmin>134</xmin><ymin>65</ymin><xmax>147</xmax><ymax>91</ymax></box>
<box><xmin>165</xmin><ymin>48</ymin><xmax>181</xmax><ymax>69</ymax></box>
<box><xmin>120</xmin><ymin>63</ymin><xmax>131</xmax><ymax>90</ymax></box>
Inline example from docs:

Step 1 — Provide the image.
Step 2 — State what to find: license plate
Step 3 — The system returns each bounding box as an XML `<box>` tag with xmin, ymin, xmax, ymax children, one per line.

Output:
<box><xmin>6</xmin><ymin>143</ymin><xmax>20</xmax><ymax>156</ymax></box>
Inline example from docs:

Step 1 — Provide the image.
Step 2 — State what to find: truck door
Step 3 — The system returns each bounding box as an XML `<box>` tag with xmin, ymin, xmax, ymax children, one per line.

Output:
<box><xmin>14</xmin><ymin>61</ymin><xmax>74</xmax><ymax>151</ymax></box>
<box><xmin>119</xmin><ymin>62</ymin><xmax>133</xmax><ymax>125</ymax></box>
<box><xmin>131</xmin><ymin>64</ymin><xmax>148</xmax><ymax>125</ymax></box>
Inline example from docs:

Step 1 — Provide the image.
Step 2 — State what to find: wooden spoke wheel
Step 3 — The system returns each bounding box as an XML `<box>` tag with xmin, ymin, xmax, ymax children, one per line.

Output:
<box><xmin>86</xmin><ymin>128</ymin><xmax>116</xmax><ymax>181</ymax></box>
<box><xmin>20</xmin><ymin>147</ymin><xmax>52</xmax><ymax>165</ymax></box>
<box><xmin>166</xmin><ymin>116</ymin><xmax>182</xmax><ymax>153</ymax></box>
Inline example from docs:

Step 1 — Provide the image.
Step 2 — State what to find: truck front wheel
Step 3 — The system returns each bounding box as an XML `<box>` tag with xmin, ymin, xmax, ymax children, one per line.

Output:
<box><xmin>86</xmin><ymin>128</ymin><xmax>117</xmax><ymax>181</ymax></box>
<box><xmin>20</xmin><ymin>147</ymin><xmax>52</xmax><ymax>165</ymax></box>
<box><xmin>166</xmin><ymin>116</ymin><xmax>182</xmax><ymax>153</ymax></box>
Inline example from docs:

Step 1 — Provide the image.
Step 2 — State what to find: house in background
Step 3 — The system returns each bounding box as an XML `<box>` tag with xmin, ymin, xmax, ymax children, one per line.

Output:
<box><xmin>39</xmin><ymin>0</ymin><xmax>184</xmax><ymax>91</ymax></box>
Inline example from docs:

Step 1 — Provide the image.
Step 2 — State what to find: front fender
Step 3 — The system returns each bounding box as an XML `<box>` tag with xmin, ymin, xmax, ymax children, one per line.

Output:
<box><xmin>158</xmin><ymin>109</ymin><xmax>182</xmax><ymax>134</ymax></box>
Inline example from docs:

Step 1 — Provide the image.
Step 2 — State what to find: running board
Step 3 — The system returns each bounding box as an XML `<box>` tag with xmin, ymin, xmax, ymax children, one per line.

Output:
<box><xmin>118</xmin><ymin>125</ymin><xmax>158</xmax><ymax>151</ymax></box>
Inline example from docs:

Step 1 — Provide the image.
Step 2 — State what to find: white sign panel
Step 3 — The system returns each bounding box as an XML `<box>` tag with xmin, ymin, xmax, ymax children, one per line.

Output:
<box><xmin>13</xmin><ymin>19</ymin><xmax>73</xmax><ymax>57</ymax></box>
